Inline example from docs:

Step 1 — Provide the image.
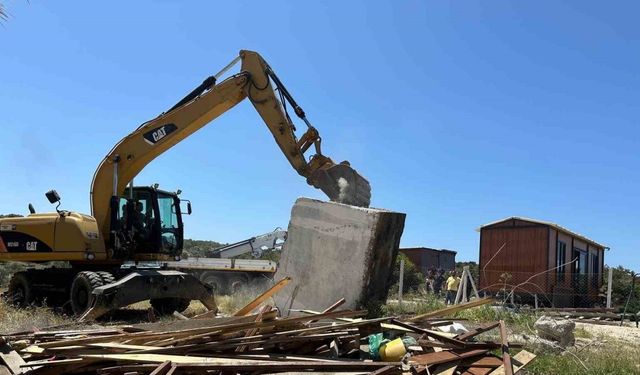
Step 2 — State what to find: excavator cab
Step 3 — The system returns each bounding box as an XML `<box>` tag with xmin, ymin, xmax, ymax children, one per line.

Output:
<box><xmin>110</xmin><ymin>186</ymin><xmax>186</xmax><ymax>259</ymax></box>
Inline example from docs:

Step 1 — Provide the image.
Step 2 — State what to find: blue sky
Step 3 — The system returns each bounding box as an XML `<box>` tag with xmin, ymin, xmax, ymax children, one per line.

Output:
<box><xmin>1</xmin><ymin>1</ymin><xmax>638</xmax><ymax>269</ymax></box>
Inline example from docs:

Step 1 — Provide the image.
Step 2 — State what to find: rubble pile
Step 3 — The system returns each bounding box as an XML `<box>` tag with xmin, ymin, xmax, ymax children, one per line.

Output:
<box><xmin>0</xmin><ymin>294</ymin><xmax>536</xmax><ymax>375</ymax></box>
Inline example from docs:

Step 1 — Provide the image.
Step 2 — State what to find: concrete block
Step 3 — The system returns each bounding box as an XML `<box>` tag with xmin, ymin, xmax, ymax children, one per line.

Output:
<box><xmin>274</xmin><ymin>198</ymin><xmax>406</xmax><ymax>315</ymax></box>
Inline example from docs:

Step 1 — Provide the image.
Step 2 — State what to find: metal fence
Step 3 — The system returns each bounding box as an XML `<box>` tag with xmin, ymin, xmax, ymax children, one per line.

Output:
<box><xmin>477</xmin><ymin>269</ymin><xmax>608</xmax><ymax>308</ymax></box>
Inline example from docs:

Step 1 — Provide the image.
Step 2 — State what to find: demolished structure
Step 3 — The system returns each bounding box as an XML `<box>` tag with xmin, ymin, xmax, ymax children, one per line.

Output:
<box><xmin>274</xmin><ymin>198</ymin><xmax>406</xmax><ymax>313</ymax></box>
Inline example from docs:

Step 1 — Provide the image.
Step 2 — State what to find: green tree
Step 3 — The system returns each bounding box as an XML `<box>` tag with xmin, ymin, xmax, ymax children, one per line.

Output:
<box><xmin>456</xmin><ymin>261</ymin><xmax>479</xmax><ymax>281</ymax></box>
<box><xmin>182</xmin><ymin>239</ymin><xmax>226</xmax><ymax>258</ymax></box>
<box><xmin>388</xmin><ymin>253</ymin><xmax>424</xmax><ymax>293</ymax></box>
<box><xmin>606</xmin><ymin>265</ymin><xmax>639</xmax><ymax>313</ymax></box>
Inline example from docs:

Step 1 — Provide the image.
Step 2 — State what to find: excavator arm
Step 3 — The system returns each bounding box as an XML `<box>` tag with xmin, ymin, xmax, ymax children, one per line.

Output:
<box><xmin>91</xmin><ymin>50</ymin><xmax>371</xmax><ymax>238</ymax></box>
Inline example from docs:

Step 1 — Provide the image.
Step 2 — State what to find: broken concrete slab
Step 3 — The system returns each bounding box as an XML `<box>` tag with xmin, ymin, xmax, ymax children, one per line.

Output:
<box><xmin>274</xmin><ymin>198</ymin><xmax>406</xmax><ymax>315</ymax></box>
<box><xmin>534</xmin><ymin>315</ymin><xmax>575</xmax><ymax>347</ymax></box>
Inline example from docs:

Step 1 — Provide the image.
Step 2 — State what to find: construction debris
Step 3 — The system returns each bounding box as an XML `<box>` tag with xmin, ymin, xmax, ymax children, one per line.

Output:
<box><xmin>0</xmin><ymin>295</ymin><xmax>537</xmax><ymax>375</ymax></box>
<box><xmin>533</xmin><ymin>315</ymin><xmax>575</xmax><ymax>347</ymax></box>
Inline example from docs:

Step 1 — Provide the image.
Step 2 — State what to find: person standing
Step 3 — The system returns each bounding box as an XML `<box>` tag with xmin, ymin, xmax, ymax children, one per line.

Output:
<box><xmin>433</xmin><ymin>269</ymin><xmax>445</xmax><ymax>297</ymax></box>
<box><xmin>425</xmin><ymin>269</ymin><xmax>435</xmax><ymax>294</ymax></box>
<box><xmin>445</xmin><ymin>271</ymin><xmax>461</xmax><ymax>305</ymax></box>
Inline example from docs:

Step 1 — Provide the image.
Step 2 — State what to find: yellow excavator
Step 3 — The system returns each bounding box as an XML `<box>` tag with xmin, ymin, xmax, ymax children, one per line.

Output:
<box><xmin>0</xmin><ymin>50</ymin><xmax>371</xmax><ymax>318</ymax></box>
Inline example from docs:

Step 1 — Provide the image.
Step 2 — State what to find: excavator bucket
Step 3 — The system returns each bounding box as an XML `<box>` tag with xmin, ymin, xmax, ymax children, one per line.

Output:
<box><xmin>79</xmin><ymin>270</ymin><xmax>217</xmax><ymax>321</ymax></box>
<box><xmin>310</xmin><ymin>162</ymin><xmax>371</xmax><ymax>207</ymax></box>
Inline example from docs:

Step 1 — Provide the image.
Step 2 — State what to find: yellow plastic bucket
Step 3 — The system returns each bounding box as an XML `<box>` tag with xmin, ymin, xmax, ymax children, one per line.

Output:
<box><xmin>379</xmin><ymin>338</ymin><xmax>406</xmax><ymax>361</ymax></box>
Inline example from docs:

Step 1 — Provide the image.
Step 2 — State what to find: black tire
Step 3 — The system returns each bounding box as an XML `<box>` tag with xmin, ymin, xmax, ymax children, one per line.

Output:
<box><xmin>7</xmin><ymin>272</ymin><xmax>33</xmax><ymax>307</ymax></box>
<box><xmin>228</xmin><ymin>275</ymin><xmax>249</xmax><ymax>294</ymax></box>
<box><xmin>200</xmin><ymin>273</ymin><xmax>226</xmax><ymax>294</ymax></box>
<box><xmin>250</xmin><ymin>276</ymin><xmax>271</xmax><ymax>292</ymax></box>
<box><xmin>70</xmin><ymin>271</ymin><xmax>104</xmax><ymax>316</ymax></box>
<box><xmin>150</xmin><ymin>298</ymin><xmax>191</xmax><ymax>315</ymax></box>
<box><xmin>95</xmin><ymin>271</ymin><xmax>116</xmax><ymax>285</ymax></box>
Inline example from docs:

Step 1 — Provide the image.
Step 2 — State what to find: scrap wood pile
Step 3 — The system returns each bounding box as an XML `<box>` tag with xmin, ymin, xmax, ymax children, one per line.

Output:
<box><xmin>1</xmin><ymin>284</ymin><xmax>536</xmax><ymax>375</ymax></box>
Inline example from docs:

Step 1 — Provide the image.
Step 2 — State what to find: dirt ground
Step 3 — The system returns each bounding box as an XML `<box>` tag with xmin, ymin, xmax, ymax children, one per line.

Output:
<box><xmin>576</xmin><ymin>321</ymin><xmax>640</xmax><ymax>345</ymax></box>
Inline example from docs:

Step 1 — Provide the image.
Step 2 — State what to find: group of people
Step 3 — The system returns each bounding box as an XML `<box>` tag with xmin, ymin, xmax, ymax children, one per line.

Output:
<box><xmin>425</xmin><ymin>269</ymin><xmax>461</xmax><ymax>305</ymax></box>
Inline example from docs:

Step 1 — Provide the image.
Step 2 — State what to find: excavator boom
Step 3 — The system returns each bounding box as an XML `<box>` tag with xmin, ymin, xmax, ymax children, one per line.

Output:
<box><xmin>91</xmin><ymin>50</ymin><xmax>371</xmax><ymax>238</ymax></box>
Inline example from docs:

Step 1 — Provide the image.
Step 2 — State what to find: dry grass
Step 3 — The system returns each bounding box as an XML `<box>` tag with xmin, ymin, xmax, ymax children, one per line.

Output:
<box><xmin>0</xmin><ymin>299</ymin><xmax>75</xmax><ymax>334</ymax></box>
<box><xmin>0</xmin><ymin>286</ymin><xmax>266</xmax><ymax>335</ymax></box>
<box><xmin>526</xmin><ymin>343</ymin><xmax>640</xmax><ymax>375</ymax></box>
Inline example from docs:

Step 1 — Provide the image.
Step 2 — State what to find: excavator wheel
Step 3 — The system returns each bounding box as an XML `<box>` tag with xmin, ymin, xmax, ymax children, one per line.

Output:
<box><xmin>150</xmin><ymin>298</ymin><xmax>191</xmax><ymax>315</ymax></box>
<box><xmin>229</xmin><ymin>275</ymin><xmax>249</xmax><ymax>294</ymax></box>
<box><xmin>70</xmin><ymin>271</ymin><xmax>104</xmax><ymax>316</ymax></box>
<box><xmin>7</xmin><ymin>272</ymin><xmax>33</xmax><ymax>307</ymax></box>
<box><xmin>250</xmin><ymin>276</ymin><xmax>271</xmax><ymax>293</ymax></box>
<box><xmin>201</xmin><ymin>273</ymin><xmax>225</xmax><ymax>294</ymax></box>
<box><xmin>95</xmin><ymin>271</ymin><xmax>116</xmax><ymax>286</ymax></box>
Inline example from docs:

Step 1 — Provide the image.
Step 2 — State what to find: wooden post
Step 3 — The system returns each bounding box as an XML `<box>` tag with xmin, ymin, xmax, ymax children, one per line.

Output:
<box><xmin>462</xmin><ymin>268</ymin><xmax>469</xmax><ymax>303</ymax></box>
<box><xmin>606</xmin><ymin>267</ymin><xmax>613</xmax><ymax>309</ymax></box>
<box><xmin>534</xmin><ymin>294</ymin><xmax>539</xmax><ymax>310</ymax></box>
<box><xmin>234</xmin><ymin>277</ymin><xmax>291</xmax><ymax>316</ymax></box>
<box><xmin>466</xmin><ymin>267</ymin><xmax>480</xmax><ymax>299</ymax></box>
<box><xmin>398</xmin><ymin>259</ymin><xmax>405</xmax><ymax>308</ymax></box>
<box><xmin>499</xmin><ymin>320</ymin><xmax>514</xmax><ymax>375</ymax></box>
<box><xmin>454</xmin><ymin>274</ymin><xmax>464</xmax><ymax>305</ymax></box>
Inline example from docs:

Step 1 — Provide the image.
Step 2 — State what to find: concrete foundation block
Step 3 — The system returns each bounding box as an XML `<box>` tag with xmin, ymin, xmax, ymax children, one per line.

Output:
<box><xmin>274</xmin><ymin>198</ymin><xmax>406</xmax><ymax>315</ymax></box>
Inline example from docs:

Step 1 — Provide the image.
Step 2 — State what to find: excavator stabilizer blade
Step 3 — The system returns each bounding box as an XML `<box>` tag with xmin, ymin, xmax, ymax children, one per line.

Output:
<box><xmin>310</xmin><ymin>163</ymin><xmax>371</xmax><ymax>207</ymax></box>
<box><xmin>79</xmin><ymin>270</ymin><xmax>217</xmax><ymax>321</ymax></box>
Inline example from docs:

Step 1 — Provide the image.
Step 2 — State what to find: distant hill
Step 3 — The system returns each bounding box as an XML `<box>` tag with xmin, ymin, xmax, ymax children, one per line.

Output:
<box><xmin>182</xmin><ymin>239</ymin><xmax>227</xmax><ymax>258</ymax></box>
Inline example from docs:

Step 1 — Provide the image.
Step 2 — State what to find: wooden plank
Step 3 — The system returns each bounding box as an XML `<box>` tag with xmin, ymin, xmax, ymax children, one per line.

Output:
<box><xmin>0</xmin><ymin>342</ymin><xmax>27</xmax><ymax>375</ymax></box>
<box><xmin>408</xmin><ymin>298</ymin><xmax>494</xmax><ymax>322</ymax></box>
<box><xmin>236</xmin><ymin>305</ymin><xmax>272</xmax><ymax>352</ymax></box>
<box><xmin>37</xmin><ymin>334</ymin><xmax>129</xmax><ymax>349</ymax></box>
<box><xmin>430</xmin><ymin>361</ymin><xmax>458</xmax><ymax>375</ymax></box>
<box><xmin>390</xmin><ymin>319</ymin><xmax>466</xmax><ymax>349</ymax></box>
<box><xmin>176</xmin><ymin>361</ymin><xmax>399</xmax><ymax>372</ymax></box>
<box><xmin>42</xmin><ymin>309</ymin><xmax>366</xmax><ymax>349</ymax></box>
<box><xmin>295</xmin><ymin>311</ymin><xmax>413</xmax><ymax>332</ymax></box>
<box><xmin>86</xmin><ymin>343</ymin><xmax>164</xmax><ymax>351</ymax></box>
<box><xmin>306</xmin><ymin>298</ymin><xmax>346</xmax><ymax>324</ymax></box>
<box><xmin>456</xmin><ymin>322</ymin><xmax>500</xmax><ymax>341</ymax></box>
<box><xmin>82</xmin><ymin>353</ymin><xmax>255</xmax><ymax>364</ymax></box>
<box><xmin>22</xmin><ymin>358</ymin><xmax>102</xmax><ymax>375</ymax></box>
<box><xmin>128</xmin><ymin>313</ymin><xmax>375</xmax><ymax>351</ymax></box>
<box><xmin>459</xmin><ymin>356</ymin><xmax>503</xmax><ymax>368</ymax></box>
<box><xmin>367</xmin><ymin>365</ymin><xmax>401</xmax><ymax>375</ymax></box>
<box><xmin>20</xmin><ymin>358</ymin><xmax>85</xmax><ymax>367</ymax></box>
<box><xmin>149</xmin><ymin>361</ymin><xmax>172</xmax><ymax>375</ymax></box>
<box><xmin>462</xmin><ymin>368</ymin><xmax>493</xmax><ymax>375</ymax></box>
<box><xmin>410</xmin><ymin>350</ymin><xmax>488</xmax><ymax>366</ymax></box>
<box><xmin>130</xmin><ymin>331</ymin><xmax>357</xmax><ymax>355</ymax></box>
<box><xmin>234</xmin><ymin>277</ymin><xmax>291</xmax><ymax>316</ymax></box>
<box><xmin>191</xmin><ymin>310</ymin><xmax>215</xmax><ymax>320</ymax></box>
<box><xmin>85</xmin><ymin>355</ymin><xmax>399</xmax><ymax>370</ymax></box>
<box><xmin>489</xmin><ymin>350</ymin><xmax>536</xmax><ymax>374</ymax></box>
<box><xmin>96</xmin><ymin>354</ymin><xmax>349</xmax><ymax>373</ymax></box>
<box><xmin>172</xmin><ymin>311</ymin><xmax>189</xmax><ymax>321</ymax></box>
<box><xmin>498</xmin><ymin>320</ymin><xmax>513</xmax><ymax>375</ymax></box>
